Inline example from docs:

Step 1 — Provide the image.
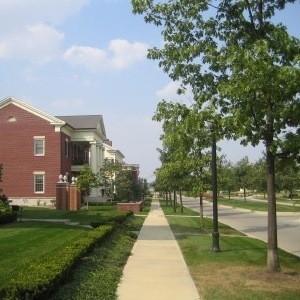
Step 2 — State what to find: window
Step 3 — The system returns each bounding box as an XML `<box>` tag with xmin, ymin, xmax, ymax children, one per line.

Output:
<box><xmin>34</xmin><ymin>172</ymin><xmax>45</xmax><ymax>193</ymax></box>
<box><xmin>6</xmin><ymin>115</ymin><xmax>17</xmax><ymax>122</ymax></box>
<box><xmin>34</xmin><ymin>137</ymin><xmax>45</xmax><ymax>156</ymax></box>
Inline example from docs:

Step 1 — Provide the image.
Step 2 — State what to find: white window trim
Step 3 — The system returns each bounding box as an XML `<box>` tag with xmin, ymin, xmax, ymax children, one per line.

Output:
<box><xmin>34</xmin><ymin>136</ymin><xmax>45</xmax><ymax>156</ymax></box>
<box><xmin>34</xmin><ymin>171</ymin><xmax>45</xmax><ymax>194</ymax></box>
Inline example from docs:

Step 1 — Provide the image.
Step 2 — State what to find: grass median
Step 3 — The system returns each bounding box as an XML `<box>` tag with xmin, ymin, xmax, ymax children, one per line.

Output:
<box><xmin>208</xmin><ymin>198</ymin><xmax>300</xmax><ymax>212</ymax></box>
<box><xmin>160</xmin><ymin>201</ymin><xmax>300</xmax><ymax>299</ymax></box>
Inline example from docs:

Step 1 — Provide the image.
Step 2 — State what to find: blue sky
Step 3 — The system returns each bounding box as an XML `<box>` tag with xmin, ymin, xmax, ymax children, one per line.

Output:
<box><xmin>0</xmin><ymin>0</ymin><xmax>299</xmax><ymax>180</ymax></box>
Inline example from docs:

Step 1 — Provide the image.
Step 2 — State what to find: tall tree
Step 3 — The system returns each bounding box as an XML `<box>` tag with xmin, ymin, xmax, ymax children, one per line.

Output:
<box><xmin>132</xmin><ymin>0</ymin><xmax>300</xmax><ymax>272</ymax></box>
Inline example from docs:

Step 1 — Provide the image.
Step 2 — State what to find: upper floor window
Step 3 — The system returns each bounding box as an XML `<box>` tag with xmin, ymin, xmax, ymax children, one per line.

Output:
<box><xmin>34</xmin><ymin>136</ymin><xmax>45</xmax><ymax>156</ymax></box>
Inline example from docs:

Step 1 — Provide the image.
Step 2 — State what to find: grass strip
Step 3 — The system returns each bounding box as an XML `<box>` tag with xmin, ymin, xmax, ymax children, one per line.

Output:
<box><xmin>208</xmin><ymin>198</ymin><xmax>300</xmax><ymax>212</ymax></box>
<box><xmin>50</xmin><ymin>216</ymin><xmax>145</xmax><ymax>300</ymax></box>
<box><xmin>160</xmin><ymin>201</ymin><xmax>300</xmax><ymax>299</ymax></box>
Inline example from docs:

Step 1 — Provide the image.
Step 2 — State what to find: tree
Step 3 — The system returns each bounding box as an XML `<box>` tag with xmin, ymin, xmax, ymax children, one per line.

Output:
<box><xmin>252</xmin><ymin>157</ymin><xmax>267</xmax><ymax>198</ymax></box>
<box><xmin>100</xmin><ymin>161</ymin><xmax>122</xmax><ymax>200</ymax></box>
<box><xmin>218</xmin><ymin>159</ymin><xmax>236</xmax><ymax>200</ymax></box>
<box><xmin>76</xmin><ymin>165</ymin><xmax>97</xmax><ymax>196</ymax></box>
<box><xmin>132</xmin><ymin>0</ymin><xmax>300</xmax><ymax>272</ymax></box>
<box><xmin>276</xmin><ymin>160</ymin><xmax>300</xmax><ymax>201</ymax></box>
<box><xmin>234</xmin><ymin>157</ymin><xmax>253</xmax><ymax>201</ymax></box>
<box><xmin>115</xmin><ymin>170</ymin><xmax>135</xmax><ymax>201</ymax></box>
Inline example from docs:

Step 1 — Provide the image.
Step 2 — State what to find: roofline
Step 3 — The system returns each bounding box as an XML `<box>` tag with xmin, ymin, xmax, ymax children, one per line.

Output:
<box><xmin>0</xmin><ymin>96</ymin><xmax>65</xmax><ymax>126</ymax></box>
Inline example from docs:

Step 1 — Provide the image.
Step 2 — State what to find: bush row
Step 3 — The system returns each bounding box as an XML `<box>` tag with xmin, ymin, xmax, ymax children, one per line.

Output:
<box><xmin>90</xmin><ymin>211</ymin><xmax>133</xmax><ymax>228</ymax></box>
<box><xmin>1</xmin><ymin>225</ymin><xmax>113</xmax><ymax>300</ymax></box>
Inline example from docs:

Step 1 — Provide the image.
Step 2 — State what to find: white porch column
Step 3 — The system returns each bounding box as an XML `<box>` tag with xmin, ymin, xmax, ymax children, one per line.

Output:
<box><xmin>90</xmin><ymin>141</ymin><xmax>97</xmax><ymax>174</ymax></box>
<box><xmin>90</xmin><ymin>141</ymin><xmax>98</xmax><ymax>197</ymax></box>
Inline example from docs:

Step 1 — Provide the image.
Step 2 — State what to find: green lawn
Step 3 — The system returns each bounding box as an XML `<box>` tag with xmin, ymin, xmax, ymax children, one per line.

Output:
<box><xmin>18</xmin><ymin>204</ymin><xmax>130</xmax><ymax>225</ymax></box>
<box><xmin>0</xmin><ymin>204</ymin><xmax>131</xmax><ymax>292</ymax></box>
<box><xmin>160</xmin><ymin>201</ymin><xmax>300</xmax><ymax>299</ymax></box>
<box><xmin>211</xmin><ymin>198</ymin><xmax>300</xmax><ymax>212</ymax></box>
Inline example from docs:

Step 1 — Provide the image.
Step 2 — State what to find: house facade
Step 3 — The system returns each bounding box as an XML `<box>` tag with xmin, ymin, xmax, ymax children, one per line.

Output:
<box><xmin>0</xmin><ymin>97</ymin><xmax>107</xmax><ymax>205</ymax></box>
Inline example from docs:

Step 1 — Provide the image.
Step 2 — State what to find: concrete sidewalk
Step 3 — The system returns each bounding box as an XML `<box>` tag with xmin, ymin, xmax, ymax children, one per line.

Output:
<box><xmin>117</xmin><ymin>200</ymin><xmax>200</xmax><ymax>300</ymax></box>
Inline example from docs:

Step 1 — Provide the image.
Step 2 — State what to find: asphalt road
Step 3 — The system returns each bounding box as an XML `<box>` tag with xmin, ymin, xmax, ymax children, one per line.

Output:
<box><xmin>182</xmin><ymin>197</ymin><xmax>300</xmax><ymax>257</ymax></box>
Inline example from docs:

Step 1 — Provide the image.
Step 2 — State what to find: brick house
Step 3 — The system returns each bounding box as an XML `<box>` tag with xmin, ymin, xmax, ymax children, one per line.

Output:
<box><xmin>0</xmin><ymin>97</ymin><xmax>107</xmax><ymax>206</ymax></box>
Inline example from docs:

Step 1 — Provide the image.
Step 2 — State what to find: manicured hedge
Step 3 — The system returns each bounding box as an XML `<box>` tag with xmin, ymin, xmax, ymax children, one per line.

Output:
<box><xmin>90</xmin><ymin>211</ymin><xmax>133</xmax><ymax>228</ymax></box>
<box><xmin>1</xmin><ymin>225</ymin><xmax>113</xmax><ymax>300</ymax></box>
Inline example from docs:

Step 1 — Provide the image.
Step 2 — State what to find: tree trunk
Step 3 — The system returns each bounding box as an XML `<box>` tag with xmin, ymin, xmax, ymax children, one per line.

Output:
<box><xmin>266</xmin><ymin>147</ymin><xmax>281</xmax><ymax>272</ymax></box>
<box><xmin>169</xmin><ymin>191</ymin><xmax>172</xmax><ymax>206</ymax></box>
<box><xmin>199</xmin><ymin>194</ymin><xmax>204</xmax><ymax>229</ymax></box>
<box><xmin>165</xmin><ymin>191</ymin><xmax>168</xmax><ymax>205</ymax></box>
<box><xmin>243</xmin><ymin>188</ymin><xmax>246</xmax><ymax>202</ymax></box>
<box><xmin>179</xmin><ymin>190</ymin><xmax>183</xmax><ymax>213</ymax></box>
<box><xmin>173</xmin><ymin>190</ymin><xmax>177</xmax><ymax>213</ymax></box>
<box><xmin>228</xmin><ymin>189</ymin><xmax>231</xmax><ymax>200</ymax></box>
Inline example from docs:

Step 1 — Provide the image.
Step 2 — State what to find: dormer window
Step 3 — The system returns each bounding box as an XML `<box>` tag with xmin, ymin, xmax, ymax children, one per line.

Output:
<box><xmin>6</xmin><ymin>115</ymin><xmax>17</xmax><ymax>122</ymax></box>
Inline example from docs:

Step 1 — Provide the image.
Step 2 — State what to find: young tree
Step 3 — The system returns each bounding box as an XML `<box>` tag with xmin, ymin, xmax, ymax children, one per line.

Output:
<box><xmin>76</xmin><ymin>165</ymin><xmax>97</xmax><ymax>196</ymax></box>
<box><xmin>115</xmin><ymin>170</ymin><xmax>136</xmax><ymax>201</ymax></box>
<box><xmin>234</xmin><ymin>157</ymin><xmax>253</xmax><ymax>201</ymax></box>
<box><xmin>132</xmin><ymin>0</ymin><xmax>300</xmax><ymax>272</ymax></box>
<box><xmin>252</xmin><ymin>157</ymin><xmax>267</xmax><ymax>198</ymax></box>
<box><xmin>218</xmin><ymin>159</ymin><xmax>236</xmax><ymax>200</ymax></box>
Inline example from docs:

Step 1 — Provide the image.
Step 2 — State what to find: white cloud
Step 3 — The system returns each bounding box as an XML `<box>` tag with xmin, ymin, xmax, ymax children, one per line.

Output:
<box><xmin>108</xmin><ymin>39</ymin><xmax>148</xmax><ymax>69</ymax></box>
<box><xmin>0</xmin><ymin>23</ymin><xmax>64</xmax><ymax>64</ymax></box>
<box><xmin>63</xmin><ymin>39</ymin><xmax>149</xmax><ymax>72</ymax></box>
<box><xmin>63</xmin><ymin>46</ymin><xmax>109</xmax><ymax>71</ymax></box>
<box><xmin>156</xmin><ymin>81</ymin><xmax>193</xmax><ymax>103</ymax></box>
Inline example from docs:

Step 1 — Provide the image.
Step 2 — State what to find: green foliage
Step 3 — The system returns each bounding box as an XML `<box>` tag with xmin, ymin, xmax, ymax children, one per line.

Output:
<box><xmin>133</xmin><ymin>0</ymin><xmax>300</xmax><ymax>271</ymax></box>
<box><xmin>114</xmin><ymin>170</ymin><xmax>143</xmax><ymax>201</ymax></box>
<box><xmin>1</xmin><ymin>226</ymin><xmax>113</xmax><ymax>300</ymax></box>
<box><xmin>99</xmin><ymin>161</ymin><xmax>122</xmax><ymax>198</ymax></box>
<box><xmin>0</xmin><ymin>202</ymin><xmax>16</xmax><ymax>224</ymax></box>
<box><xmin>76</xmin><ymin>165</ymin><xmax>97</xmax><ymax>196</ymax></box>
<box><xmin>90</xmin><ymin>211</ymin><xmax>132</xmax><ymax>228</ymax></box>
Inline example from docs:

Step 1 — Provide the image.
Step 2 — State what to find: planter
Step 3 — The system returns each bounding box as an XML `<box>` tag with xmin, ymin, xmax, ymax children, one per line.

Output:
<box><xmin>117</xmin><ymin>200</ymin><xmax>145</xmax><ymax>212</ymax></box>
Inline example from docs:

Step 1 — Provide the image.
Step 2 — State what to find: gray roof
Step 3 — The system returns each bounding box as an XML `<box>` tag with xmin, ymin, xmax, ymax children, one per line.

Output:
<box><xmin>55</xmin><ymin>115</ymin><xmax>103</xmax><ymax>130</ymax></box>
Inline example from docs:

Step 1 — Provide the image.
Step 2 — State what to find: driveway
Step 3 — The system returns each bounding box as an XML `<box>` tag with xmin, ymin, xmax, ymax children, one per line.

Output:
<box><xmin>182</xmin><ymin>197</ymin><xmax>300</xmax><ymax>257</ymax></box>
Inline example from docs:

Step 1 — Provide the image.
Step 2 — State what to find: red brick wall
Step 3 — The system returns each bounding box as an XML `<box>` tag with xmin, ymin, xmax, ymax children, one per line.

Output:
<box><xmin>0</xmin><ymin>103</ymin><xmax>70</xmax><ymax>198</ymax></box>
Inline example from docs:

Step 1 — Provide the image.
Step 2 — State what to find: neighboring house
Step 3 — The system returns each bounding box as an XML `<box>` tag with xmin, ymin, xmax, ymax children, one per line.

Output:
<box><xmin>103</xmin><ymin>139</ymin><xmax>140</xmax><ymax>180</ymax></box>
<box><xmin>103</xmin><ymin>139</ymin><xmax>125</xmax><ymax>165</ymax></box>
<box><xmin>0</xmin><ymin>97</ymin><xmax>106</xmax><ymax>205</ymax></box>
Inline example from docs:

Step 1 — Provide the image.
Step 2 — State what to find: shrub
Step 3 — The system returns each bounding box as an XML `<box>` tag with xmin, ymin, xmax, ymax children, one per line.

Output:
<box><xmin>1</xmin><ymin>225</ymin><xmax>113</xmax><ymax>300</ymax></box>
<box><xmin>0</xmin><ymin>202</ymin><xmax>17</xmax><ymax>225</ymax></box>
<box><xmin>90</xmin><ymin>211</ymin><xmax>132</xmax><ymax>228</ymax></box>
